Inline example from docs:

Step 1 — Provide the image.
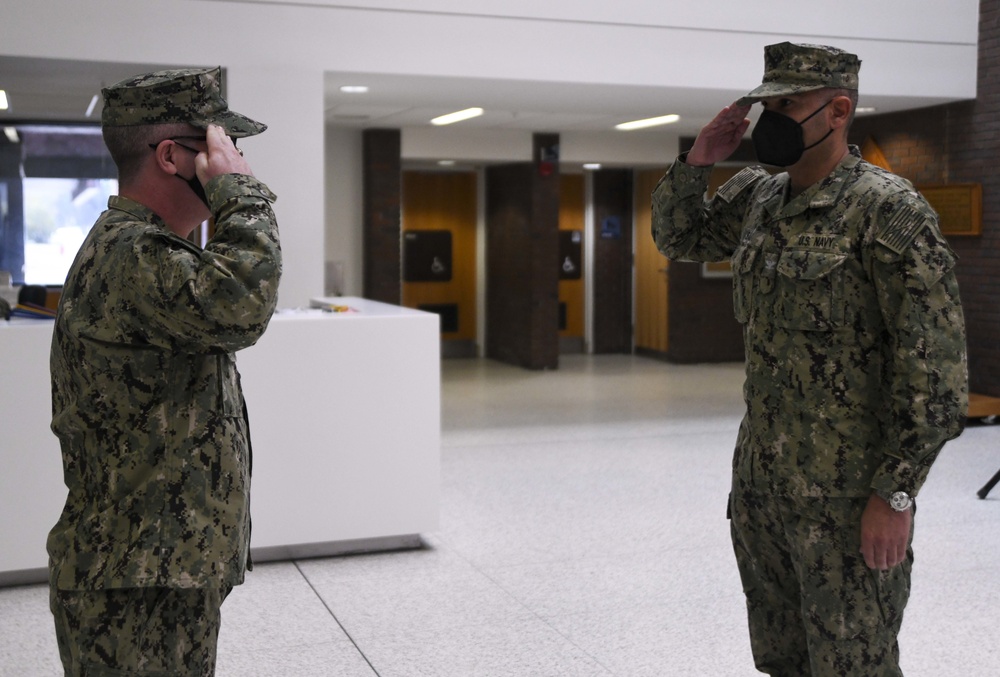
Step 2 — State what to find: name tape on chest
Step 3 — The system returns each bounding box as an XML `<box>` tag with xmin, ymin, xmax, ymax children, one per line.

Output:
<box><xmin>795</xmin><ymin>234</ymin><xmax>839</xmax><ymax>249</ymax></box>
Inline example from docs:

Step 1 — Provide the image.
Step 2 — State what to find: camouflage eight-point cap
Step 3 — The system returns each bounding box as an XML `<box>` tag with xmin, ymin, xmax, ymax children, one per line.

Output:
<box><xmin>736</xmin><ymin>42</ymin><xmax>861</xmax><ymax>106</ymax></box>
<box><xmin>101</xmin><ymin>66</ymin><xmax>267</xmax><ymax>137</ymax></box>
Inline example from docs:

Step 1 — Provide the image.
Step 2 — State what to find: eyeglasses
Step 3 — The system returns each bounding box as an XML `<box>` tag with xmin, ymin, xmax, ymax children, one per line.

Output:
<box><xmin>148</xmin><ymin>135</ymin><xmax>241</xmax><ymax>155</ymax></box>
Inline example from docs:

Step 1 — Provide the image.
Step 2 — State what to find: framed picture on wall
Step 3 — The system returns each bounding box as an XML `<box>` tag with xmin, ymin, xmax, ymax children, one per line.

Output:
<box><xmin>916</xmin><ymin>183</ymin><xmax>982</xmax><ymax>236</ymax></box>
<box><xmin>701</xmin><ymin>260</ymin><xmax>733</xmax><ymax>278</ymax></box>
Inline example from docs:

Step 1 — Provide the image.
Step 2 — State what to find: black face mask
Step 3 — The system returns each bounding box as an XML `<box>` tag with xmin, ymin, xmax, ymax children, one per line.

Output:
<box><xmin>751</xmin><ymin>100</ymin><xmax>834</xmax><ymax>167</ymax></box>
<box><xmin>177</xmin><ymin>173</ymin><xmax>210</xmax><ymax>209</ymax></box>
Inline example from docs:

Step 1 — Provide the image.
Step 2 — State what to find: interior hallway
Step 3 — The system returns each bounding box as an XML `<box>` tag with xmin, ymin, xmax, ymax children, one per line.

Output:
<box><xmin>1</xmin><ymin>355</ymin><xmax>998</xmax><ymax>676</ymax></box>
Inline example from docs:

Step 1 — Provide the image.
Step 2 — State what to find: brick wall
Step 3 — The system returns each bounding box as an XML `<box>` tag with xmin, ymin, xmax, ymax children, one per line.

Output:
<box><xmin>667</xmin><ymin>262</ymin><xmax>745</xmax><ymax>363</ymax></box>
<box><xmin>362</xmin><ymin>129</ymin><xmax>401</xmax><ymax>305</ymax></box>
<box><xmin>485</xmin><ymin>161</ymin><xmax>560</xmax><ymax>370</ymax></box>
<box><xmin>660</xmin><ymin>140</ymin><xmax>753</xmax><ymax>363</ymax></box>
<box><xmin>850</xmin><ymin>107</ymin><xmax>950</xmax><ymax>184</ymax></box>
<box><xmin>849</xmin><ymin>0</ymin><xmax>1000</xmax><ymax>396</ymax></box>
<box><xmin>592</xmin><ymin>169</ymin><xmax>633</xmax><ymax>353</ymax></box>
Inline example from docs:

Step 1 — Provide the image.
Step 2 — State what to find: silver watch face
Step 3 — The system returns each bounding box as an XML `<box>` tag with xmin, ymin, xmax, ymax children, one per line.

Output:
<box><xmin>889</xmin><ymin>491</ymin><xmax>913</xmax><ymax>511</ymax></box>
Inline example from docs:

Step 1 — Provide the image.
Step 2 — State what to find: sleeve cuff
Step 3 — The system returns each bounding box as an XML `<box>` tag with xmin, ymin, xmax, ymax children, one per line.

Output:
<box><xmin>663</xmin><ymin>153</ymin><xmax>714</xmax><ymax>200</ymax></box>
<box><xmin>870</xmin><ymin>453</ymin><xmax>934</xmax><ymax>499</ymax></box>
<box><xmin>206</xmin><ymin>174</ymin><xmax>277</xmax><ymax>207</ymax></box>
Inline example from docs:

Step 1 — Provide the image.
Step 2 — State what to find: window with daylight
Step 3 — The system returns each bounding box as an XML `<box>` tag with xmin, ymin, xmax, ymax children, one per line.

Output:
<box><xmin>0</xmin><ymin>124</ymin><xmax>117</xmax><ymax>286</ymax></box>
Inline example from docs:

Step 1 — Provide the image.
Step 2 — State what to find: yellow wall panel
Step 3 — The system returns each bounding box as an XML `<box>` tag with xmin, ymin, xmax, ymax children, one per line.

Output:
<box><xmin>401</xmin><ymin>171</ymin><xmax>478</xmax><ymax>341</ymax></box>
<box><xmin>559</xmin><ymin>174</ymin><xmax>585</xmax><ymax>338</ymax></box>
<box><xmin>634</xmin><ymin>168</ymin><xmax>669</xmax><ymax>353</ymax></box>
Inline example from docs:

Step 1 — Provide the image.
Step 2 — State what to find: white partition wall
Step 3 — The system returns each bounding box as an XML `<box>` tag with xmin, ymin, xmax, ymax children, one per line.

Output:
<box><xmin>238</xmin><ymin>298</ymin><xmax>440</xmax><ymax>558</ymax></box>
<box><xmin>0</xmin><ymin>320</ymin><xmax>64</xmax><ymax>583</ymax></box>
<box><xmin>0</xmin><ymin>299</ymin><xmax>440</xmax><ymax>585</ymax></box>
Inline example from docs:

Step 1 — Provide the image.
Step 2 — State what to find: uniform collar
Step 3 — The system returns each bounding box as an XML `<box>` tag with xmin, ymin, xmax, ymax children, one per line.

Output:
<box><xmin>759</xmin><ymin>145</ymin><xmax>863</xmax><ymax>219</ymax></box>
<box><xmin>107</xmin><ymin>194</ymin><xmax>170</xmax><ymax>231</ymax></box>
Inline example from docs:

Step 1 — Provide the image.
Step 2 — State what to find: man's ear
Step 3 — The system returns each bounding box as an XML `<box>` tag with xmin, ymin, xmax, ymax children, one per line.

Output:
<box><xmin>830</xmin><ymin>95</ymin><xmax>853</xmax><ymax>130</ymax></box>
<box><xmin>152</xmin><ymin>140</ymin><xmax>180</xmax><ymax>176</ymax></box>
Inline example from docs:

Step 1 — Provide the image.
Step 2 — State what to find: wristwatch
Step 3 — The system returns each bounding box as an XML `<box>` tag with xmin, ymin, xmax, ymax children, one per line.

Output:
<box><xmin>886</xmin><ymin>491</ymin><xmax>913</xmax><ymax>512</ymax></box>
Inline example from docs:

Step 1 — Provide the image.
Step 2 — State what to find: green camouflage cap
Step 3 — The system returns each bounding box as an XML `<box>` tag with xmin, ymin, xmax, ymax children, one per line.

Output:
<box><xmin>736</xmin><ymin>42</ymin><xmax>860</xmax><ymax>106</ymax></box>
<box><xmin>101</xmin><ymin>66</ymin><xmax>266</xmax><ymax>137</ymax></box>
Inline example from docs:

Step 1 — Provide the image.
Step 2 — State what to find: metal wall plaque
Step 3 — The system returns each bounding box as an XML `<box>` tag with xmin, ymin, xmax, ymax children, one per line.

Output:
<box><xmin>559</xmin><ymin>230</ymin><xmax>582</xmax><ymax>280</ymax></box>
<box><xmin>403</xmin><ymin>230</ymin><xmax>453</xmax><ymax>282</ymax></box>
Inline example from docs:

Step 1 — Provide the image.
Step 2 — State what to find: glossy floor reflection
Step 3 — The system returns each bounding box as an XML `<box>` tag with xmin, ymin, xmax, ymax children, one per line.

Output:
<box><xmin>2</xmin><ymin>355</ymin><xmax>998</xmax><ymax>676</ymax></box>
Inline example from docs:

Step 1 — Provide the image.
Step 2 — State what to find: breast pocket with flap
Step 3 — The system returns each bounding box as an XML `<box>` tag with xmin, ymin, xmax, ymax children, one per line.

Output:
<box><xmin>773</xmin><ymin>248</ymin><xmax>848</xmax><ymax>331</ymax></box>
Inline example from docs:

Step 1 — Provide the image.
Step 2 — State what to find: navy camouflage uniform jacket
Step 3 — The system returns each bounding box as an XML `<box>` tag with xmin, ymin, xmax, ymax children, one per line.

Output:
<box><xmin>48</xmin><ymin>173</ymin><xmax>281</xmax><ymax>590</ymax></box>
<box><xmin>652</xmin><ymin>146</ymin><xmax>967</xmax><ymax>499</ymax></box>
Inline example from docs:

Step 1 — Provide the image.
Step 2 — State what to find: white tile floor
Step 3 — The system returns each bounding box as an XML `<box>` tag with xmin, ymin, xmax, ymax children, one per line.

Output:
<box><xmin>2</xmin><ymin>355</ymin><xmax>999</xmax><ymax>676</ymax></box>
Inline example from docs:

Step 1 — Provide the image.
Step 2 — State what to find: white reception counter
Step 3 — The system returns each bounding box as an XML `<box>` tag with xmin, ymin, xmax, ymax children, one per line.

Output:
<box><xmin>0</xmin><ymin>297</ymin><xmax>440</xmax><ymax>585</ymax></box>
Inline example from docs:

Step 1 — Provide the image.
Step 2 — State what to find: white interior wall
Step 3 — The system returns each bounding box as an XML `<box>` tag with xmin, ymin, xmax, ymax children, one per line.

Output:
<box><xmin>401</xmin><ymin>128</ymin><xmax>681</xmax><ymax>168</ymax></box>
<box><xmin>402</xmin><ymin>128</ymin><xmax>533</xmax><ymax>164</ymax></box>
<box><xmin>560</xmin><ymin>131</ymin><xmax>681</xmax><ymax>168</ymax></box>
<box><xmin>230</xmin><ymin>0</ymin><xmax>978</xmax><ymax>45</ymax></box>
<box><xmin>1</xmin><ymin>0</ymin><xmax>980</xmax><ymax>302</ymax></box>
<box><xmin>324</xmin><ymin>127</ymin><xmax>364</xmax><ymax>297</ymax></box>
<box><xmin>228</xmin><ymin>64</ymin><xmax>326</xmax><ymax>305</ymax></box>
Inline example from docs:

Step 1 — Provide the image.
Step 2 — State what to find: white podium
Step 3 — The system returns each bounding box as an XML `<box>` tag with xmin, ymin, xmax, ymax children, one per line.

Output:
<box><xmin>0</xmin><ymin>297</ymin><xmax>440</xmax><ymax>585</ymax></box>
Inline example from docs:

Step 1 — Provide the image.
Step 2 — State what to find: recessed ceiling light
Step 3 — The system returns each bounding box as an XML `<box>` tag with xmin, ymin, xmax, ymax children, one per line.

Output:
<box><xmin>0</xmin><ymin>90</ymin><xmax>9</xmax><ymax>111</ymax></box>
<box><xmin>340</xmin><ymin>85</ymin><xmax>369</xmax><ymax>94</ymax></box>
<box><xmin>615</xmin><ymin>114</ymin><xmax>680</xmax><ymax>131</ymax></box>
<box><xmin>583</xmin><ymin>163</ymin><xmax>602</xmax><ymax>170</ymax></box>
<box><xmin>431</xmin><ymin>107</ymin><xmax>484</xmax><ymax>126</ymax></box>
<box><xmin>855</xmin><ymin>106</ymin><xmax>877</xmax><ymax>114</ymax></box>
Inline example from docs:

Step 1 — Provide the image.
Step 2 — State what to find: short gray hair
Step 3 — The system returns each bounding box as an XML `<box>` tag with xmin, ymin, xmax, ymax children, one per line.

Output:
<box><xmin>102</xmin><ymin>122</ymin><xmax>195</xmax><ymax>187</ymax></box>
<box><xmin>829</xmin><ymin>88</ymin><xmax>859</xmax><ymax>129</ymax></box>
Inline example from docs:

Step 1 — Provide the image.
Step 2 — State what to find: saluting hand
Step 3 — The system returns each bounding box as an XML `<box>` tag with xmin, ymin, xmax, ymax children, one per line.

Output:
<box><xmin>687</xmin><ymin>103</ymin><xmax>752</xmax><ymax>167</ymax></box>
<box><xmin>195</xmin><ymin>124</ymin><xmax>254</xmax><ymax>185</ymax></box>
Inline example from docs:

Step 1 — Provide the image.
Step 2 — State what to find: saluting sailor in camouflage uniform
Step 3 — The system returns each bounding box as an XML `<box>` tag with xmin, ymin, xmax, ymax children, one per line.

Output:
<box><xmin>47</xmin><ymin>67</ymin><xmax>281</xmax><ymax>676</ymax></box>
<box><xmin>652</xmin><ymin>43</ymin><xmax>967</xmax><ymax>676</ymax></box>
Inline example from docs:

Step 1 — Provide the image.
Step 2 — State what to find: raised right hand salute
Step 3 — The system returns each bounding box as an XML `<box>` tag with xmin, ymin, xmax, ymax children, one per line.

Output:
<box><xmin>686</xmin><ymin>103</ymin><xmax>752</xmax><ymax>167</ymax></box>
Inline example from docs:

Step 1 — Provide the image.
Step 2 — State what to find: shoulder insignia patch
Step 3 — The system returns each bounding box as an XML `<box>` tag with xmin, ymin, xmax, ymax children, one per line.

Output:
<box><xmin>716</xmin><ymin>166</ymin><xmax>768</xmax><ymax>204</ymax></box>
<box><xmin>875</xmin><ymin>202</ymin><xmax>930</xmax><ymax>255</ymax></box>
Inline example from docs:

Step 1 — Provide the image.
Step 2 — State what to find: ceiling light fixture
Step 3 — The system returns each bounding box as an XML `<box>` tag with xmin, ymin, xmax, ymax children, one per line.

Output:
<box><xmin>615</xmin><ymin>114</ymin><xmax>680</xmax><ymax>131</ymax></box>
<box><xmin>0</xmin><ymin>90</ymin><xmax>9</xmax><ymax>111</ymax></box>
<box><xmin>4</xmin><ymin>127</ymin><xmax>18</xmax><ymax>143</ymax></box>
<box><xmin>437</xmin><ymin>160</ymin><xmax>456</xmax><ymax>166</ymax></box>
<box><xmin>855</xmin><ymin>106</ymin><xmax>877</xmax><ymax>114</ymax></box>
<box><xmin>85</xmin><ymin>94</ymin><xmax>100</xmax><ymax>118</ymax></box>
<box><xmin>340</xmin><ymin>85</ymin><xmax>369</xmax><ymax>94</ymax></box>
<box><xmin>431</xmin><ymin>107</ymin><xmax>484</xmax><ymax>126</ymax></box>
<box><xmin>583</xmin><ymin>163</ymin><xmax>602</xmax><ymax>171</ymax></box>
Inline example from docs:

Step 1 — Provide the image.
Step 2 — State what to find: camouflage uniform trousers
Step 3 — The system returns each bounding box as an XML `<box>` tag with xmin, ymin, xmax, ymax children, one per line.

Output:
<box><xmin>730</xmin><ymin>479</ymin><xmax>912</xmax><ymax>677</ymax></box>
<box><xmin>50</xmin><ymin>584</ymin><xmax>232</xmax><ymax>676</ymax></box>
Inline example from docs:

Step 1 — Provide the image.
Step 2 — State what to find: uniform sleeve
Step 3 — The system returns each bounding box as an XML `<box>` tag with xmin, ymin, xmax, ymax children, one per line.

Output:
<box><xmin>867</xmin><ymin>192</ymin><xmax>968</xmax><ymax>499</ymax></box>
<box><xmin>130</xmin><ymin>173</ymin><xmax>282</xmax><ymax>353</ymax></box>
<box><xmin>651</xmin><ymin>155</ymin><xmax>767</xmax><ymax>262</ymax></box>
